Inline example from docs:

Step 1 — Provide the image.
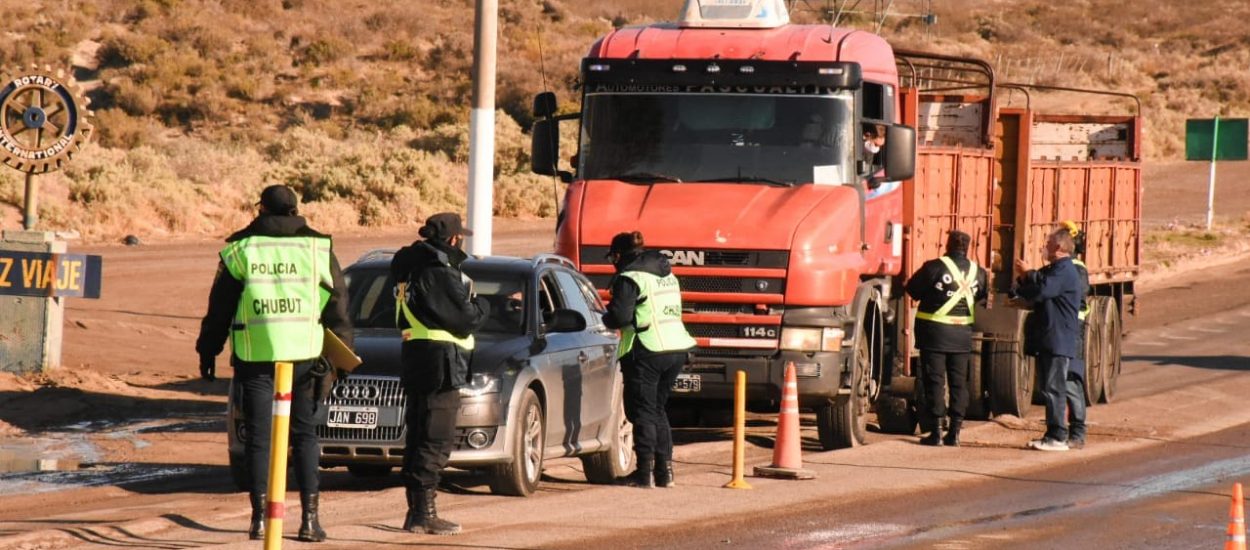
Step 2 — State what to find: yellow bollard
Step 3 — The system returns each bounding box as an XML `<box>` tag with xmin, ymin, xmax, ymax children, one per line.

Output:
<box><xmin>264</xmin><ymin>361</ymin><xmax>294</xmax><ymax>550</ymax></box>
<box><xmin>723</xmin><ymin>370</ymin><xmax>752</xmax><ymax>489</ymax></box>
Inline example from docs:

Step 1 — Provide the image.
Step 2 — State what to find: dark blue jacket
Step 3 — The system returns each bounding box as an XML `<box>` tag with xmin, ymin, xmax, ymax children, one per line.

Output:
<box><xmin>1016</xmin><ymin>257</ymin><xmax>1084</xmax><ymax>358</ymax></box>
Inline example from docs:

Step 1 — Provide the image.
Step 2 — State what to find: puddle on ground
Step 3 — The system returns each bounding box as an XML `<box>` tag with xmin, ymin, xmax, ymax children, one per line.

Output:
<box><xmin>0</xmin><ymin>415</ymin><xmax>219</xmax><ymax>495</ymax></box>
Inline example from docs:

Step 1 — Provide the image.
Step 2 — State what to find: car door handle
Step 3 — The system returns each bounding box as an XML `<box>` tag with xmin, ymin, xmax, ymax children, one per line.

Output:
<box><xmin>578</xmin><ymin>351</ymin><xmax>589</xmax><ymax>365</ymax></box>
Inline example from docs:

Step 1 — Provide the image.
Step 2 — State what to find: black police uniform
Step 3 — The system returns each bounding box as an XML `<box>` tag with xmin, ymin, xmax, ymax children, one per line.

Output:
<box><xmin>904</xmin><ymin>251</ymin><xmax>988</xmax><ymax>444</ymax></box>
<box><xmin>390</xmin><ymin>227</ymin><xmax>489</xmax><ymax>534</ymax></box>
<box><xmin>196</xmin><ymin>211</ymin><xmax>352</xmax><ymax>542</ymax></box>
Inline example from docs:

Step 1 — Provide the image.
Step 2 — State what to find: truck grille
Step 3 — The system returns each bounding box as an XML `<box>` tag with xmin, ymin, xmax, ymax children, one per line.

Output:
<box><xmin>579</xmin><ymin>247</ymin><xmax>789</xmax><ymax>268</ymax></box>
<box><xmin>685</xmin><ymin>302</ymin><xmax>756</xmax><ymax>315</ymax></box>
<box><xmin>687</xmin><ymin>323</ymin><xmax>747</xmax><ymax>338</ymax></box>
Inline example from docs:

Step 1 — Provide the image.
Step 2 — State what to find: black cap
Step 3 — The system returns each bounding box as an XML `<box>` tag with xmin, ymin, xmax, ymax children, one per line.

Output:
<box><xmin>607</xmin><ymin>231</ymin><xmax>643</xmax><ymax>259</ymax></box>
<box><xmin>946</xmin><ymin>230</ymin><xmax>971</xmax><ymax>254</ymax></box>
<box><xmin>259</xmin><ymin>184</ymin><xmax>298</xmax><ymax>215</ymax></box>
<box><xmin>419</xmin><ymin>212</ymin><xmax>474</xmax><ymax>240</ymax></box>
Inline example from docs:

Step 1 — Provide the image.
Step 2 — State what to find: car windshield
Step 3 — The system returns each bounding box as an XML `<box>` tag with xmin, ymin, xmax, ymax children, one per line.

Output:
<box><xmin>579</xmin><ymin>91</ymin><xmax>856</xmax><ymax>186</ymax></box>
<box><xmin>347</xmin><ymin>267</ymin><xmax>526</xmax><ymax>335</ymax></box>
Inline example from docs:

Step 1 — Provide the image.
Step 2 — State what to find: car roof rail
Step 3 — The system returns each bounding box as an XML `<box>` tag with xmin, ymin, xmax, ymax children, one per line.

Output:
<box><xmin>532</xmin><ymin>253</ymin><xmax>576</xmax><ymax>270</ymax></box>
<box><xmin>357</xmin><ymin>248</ymin><xmax>397</xmax><ymax>263</ymax></box>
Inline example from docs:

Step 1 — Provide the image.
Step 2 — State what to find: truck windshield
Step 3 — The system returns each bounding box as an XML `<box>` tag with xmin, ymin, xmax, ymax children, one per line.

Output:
<box><xmin>579</xmin><ymin>92</ymin><xmax>855</xmax><ymax>185</ymax></box>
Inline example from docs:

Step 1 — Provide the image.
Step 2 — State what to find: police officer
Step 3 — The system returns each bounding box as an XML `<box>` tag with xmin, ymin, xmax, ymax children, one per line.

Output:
<box><xmin>602</xmin><ymin>231</ymin><xmax>696</xmax><ymax>488</ymax></box>
<box><xmin>196</xmin><ymin>184</ymin><xmax>351</xmax><ymax>542</ymax></box>
<box><xmin>1014</xmin><ymin>228</ymin><xmax>1085</xmax><ymax>452</ymax></box>
<box><xmin>904</xmin><ymin>230</ymin><xmax>988</xmax><ymax>447</ymax></box>
<box><xmin>391</xmin><ymin>213</ymin><xmax>489</xmax><ymax>535</ymax></box>
<box><xmin>1060</xmin><ymin>220</ymin><xmax>1091</xmax><ymax>449</ymax></box>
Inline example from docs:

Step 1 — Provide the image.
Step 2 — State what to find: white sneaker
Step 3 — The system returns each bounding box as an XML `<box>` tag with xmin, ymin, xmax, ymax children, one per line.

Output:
<box><xmin>1028</xmin><ymin>438</ymin><xmax>1069</xmax><ymax>452</ymax></box>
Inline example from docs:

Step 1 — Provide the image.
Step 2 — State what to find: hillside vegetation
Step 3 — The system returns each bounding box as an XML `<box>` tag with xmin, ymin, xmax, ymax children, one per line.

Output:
<box><xmin>0</xmin><ymin>0</ymin><xmax>1244</xmax><ymax>241</ymax></box>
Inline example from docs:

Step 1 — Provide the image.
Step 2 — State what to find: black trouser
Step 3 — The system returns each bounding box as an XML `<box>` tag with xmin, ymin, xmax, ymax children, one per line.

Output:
<box><xmin>1038</xmin><ymin>352</ymin><xmax>1071</xmax><ymax>441</ymax></box>
<box><xmin>918</xmin><ymin>350</ymin><xmax>970</xmax><ymax>432</ymax></box>
<box><xmin>238</xmin><ymin>360</ymin><xmax>320</xmax><ymax>495</ymax></box>
<box><xmin>621</xmin><ymin>351</ymin><xmax>685</xmax><ymax>461</ymax></box>
<box><xmin>401</xmin><ymin>387</ymin><xmax>460</xmax><ymax>490</ymax></box>
<box><xmin>1065</xmin><ymin>363</ymin><xmax>1087</xmax><ymax>442</ymax></box>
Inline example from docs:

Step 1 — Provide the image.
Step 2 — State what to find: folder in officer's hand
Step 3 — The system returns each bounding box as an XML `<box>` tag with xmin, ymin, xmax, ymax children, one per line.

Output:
<box><xmin>322</xmin><ymin>329</ymin><xmax>363</xmax><ymax>372</ymax></box>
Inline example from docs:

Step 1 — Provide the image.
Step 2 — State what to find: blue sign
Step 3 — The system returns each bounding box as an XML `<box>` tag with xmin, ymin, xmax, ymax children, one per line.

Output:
<box><xmin>0</xmin><ymin>251</ymin><xmax>101</xmax><ymax>298</ymax></box>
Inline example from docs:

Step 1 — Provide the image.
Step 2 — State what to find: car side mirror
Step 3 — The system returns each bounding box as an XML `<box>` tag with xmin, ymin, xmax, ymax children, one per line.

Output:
<box><xmin>882</xmin><ymin>124</ymin><xmax>916</xmax><ymax>182</ymax></box>
<box><xmin>546</xmin><ymin>309</ymin><xmax>587</xmax><ymax>333</ymax></box>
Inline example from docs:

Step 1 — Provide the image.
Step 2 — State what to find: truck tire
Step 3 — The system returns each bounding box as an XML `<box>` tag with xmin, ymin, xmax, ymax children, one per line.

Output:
<box><xmin>1083</xmin><ymin>297</ymin><xmax>1107</xmax><ymax>405</ymax></box>
<box><xmin>964</xmin><ymin>337</ymin><xmax>989</xmax><ymax>420</ymax></box>
<box><xmin>989</xmin><ymin>315</ymin><xmax>1034</xmax><ymax>418</ymax></box>
<box><xmin>581</xmin><ymin>397</ymin><xmax>634</xmax><ymax>484</ymax></box>
<box><xmin>817</xmin><ymin>327</ymin><xmax>871</xmax><ymax>449</ymax></box>
<box><xmin>875</xmin><ymin>395</ymin><xmax>917</xmax><ymax>435</ymax></box>
<box><xmin>1099</xmin><ymin>298</ymin><xmax>1122</xmax><ymax>403</ymax></box>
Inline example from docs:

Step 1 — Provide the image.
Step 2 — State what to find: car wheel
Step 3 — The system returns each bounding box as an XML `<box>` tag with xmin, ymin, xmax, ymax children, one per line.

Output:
<box><xmin>581</xmin><ymin>396</ymin><xmax>634</xmax><ymax>484</ymax></box>
<box><xmin>489</xmin><ymin>389</ymin><xmax>544</xmax><ymax>496</ymax></box>
<box><xmin>347</xmin><ymin>464</ymin><xmax>392</xmax><ymax>478</ymax></box>
<box><xmin>228</xmin><ymin>452</ymin><xmax>249</xmax><ymax>492</ymax></box>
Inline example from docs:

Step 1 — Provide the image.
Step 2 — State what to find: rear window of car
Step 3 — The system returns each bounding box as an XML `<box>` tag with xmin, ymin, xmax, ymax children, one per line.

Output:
<box><xmin>347</xmin><ymin>267</ymin><xmax>526</xmax><ymax>335</ymax></box>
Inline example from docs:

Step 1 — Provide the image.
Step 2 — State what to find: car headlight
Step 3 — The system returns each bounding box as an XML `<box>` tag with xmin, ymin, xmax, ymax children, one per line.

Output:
<box><xmin>459</xmin><ymin>373</ymin><xmax>501</xmax><ymax>397</ymax></box>
<box><xmin>780</xmin><ymin>327</ymin><xmax>845</xmax><ymax>352</ymax></box>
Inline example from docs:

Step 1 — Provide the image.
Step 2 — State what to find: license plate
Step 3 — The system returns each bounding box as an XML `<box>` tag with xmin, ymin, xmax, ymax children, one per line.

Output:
<box><xmin>672</xmin><ymin>373</ymin><xmax>702</xmax><ymax>393</ymax></box>
<box><xmin>326</xmin><ymin>406</ymin><xmax>379</xmax><ymax>429</ymax></box>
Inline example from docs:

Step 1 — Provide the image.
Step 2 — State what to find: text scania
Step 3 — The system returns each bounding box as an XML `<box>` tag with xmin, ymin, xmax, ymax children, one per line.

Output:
<box><xmin>660</xmin><ymin>250</ymin><xmax>706</xmax><ymax>266</ymax></box>
<box><xmin>250</xmin><ymin>263</ymin><xmax>298</xmax><ymax>275</ymax></box>
<box><xmin>253</xmin><ymin>298</ymin><xmax>303</xmax><ymax>315</ymax></box>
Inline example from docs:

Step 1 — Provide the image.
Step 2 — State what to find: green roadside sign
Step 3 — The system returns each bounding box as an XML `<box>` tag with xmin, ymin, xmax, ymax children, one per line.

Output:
<box><xmin>1186</xmin><ymin>118</ymin><xmax>1249</xmax><ymax>161</ymax></box>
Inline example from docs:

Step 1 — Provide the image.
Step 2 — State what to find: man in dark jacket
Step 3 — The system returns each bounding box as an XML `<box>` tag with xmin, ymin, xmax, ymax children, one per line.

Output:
<box><xmin>905</xmin><ymin>230</ymin><xmax>988</xmax><ymax>446</ymax></box>
<box><xmin>197</xmin><ymin>184</ymin><xmax>352</xmax><ymax>542</ymax></box>
<box><xmin>602</xmin><ymin>231</ymin><xmax>696</xmax><ymax>488</ymax></box>
<box><xmin>1061</xmin><ymin>221</ymin><xmax>1091</xmax><ymax>449</ymax></box>
<box><xmin>1014</xmin><ymin>228</ymin><xmax>1085</xmax><ymax>452</ymax></box>
<box><xmin>391</xmin><ymin>213</ymin><xmax>490</xmax><ymax>535</ymax></box>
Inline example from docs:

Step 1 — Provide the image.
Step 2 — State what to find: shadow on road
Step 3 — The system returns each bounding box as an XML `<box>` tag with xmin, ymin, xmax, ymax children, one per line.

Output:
<box><xmin>1125</xmin><ymin>355</ymin><xmax>1250</xmax><ymax>370</ymax></box>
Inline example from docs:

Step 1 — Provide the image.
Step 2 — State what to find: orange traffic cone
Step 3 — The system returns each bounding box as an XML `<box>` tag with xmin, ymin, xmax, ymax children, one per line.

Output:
<box><xmin>754</xmin><ymin>362</ymin><xmax>816</xmax><ymax>480</ymax></box>
<box><xmin>1228</xmin><ymin>482</ymin><xmax>1246</xmax><ymax>550</ymax></box>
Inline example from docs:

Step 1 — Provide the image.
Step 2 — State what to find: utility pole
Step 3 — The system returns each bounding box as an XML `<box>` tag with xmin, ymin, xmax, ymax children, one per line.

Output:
<box><xmin>467</xmin><ymin>0</ymin><xmax>498</xmax><ymax>256</ymax></box>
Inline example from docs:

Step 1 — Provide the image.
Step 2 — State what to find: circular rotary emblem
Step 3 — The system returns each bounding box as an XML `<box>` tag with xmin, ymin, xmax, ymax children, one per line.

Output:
<box><xmin>0</xmin><ymin>68</ymin><xmax>94</xmax><ymax>174</ymax></box>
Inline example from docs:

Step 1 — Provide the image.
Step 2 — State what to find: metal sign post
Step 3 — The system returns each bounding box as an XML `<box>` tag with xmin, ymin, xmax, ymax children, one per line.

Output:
<box><xmin>466</xmin><ymin>0</ymin><xmax>498</xmax><ymax>256</ymax></box>
<box><xmin>1207</xmin><ymin>116</ymin><xmax>1220</xmax><ymax>230</ymax></box>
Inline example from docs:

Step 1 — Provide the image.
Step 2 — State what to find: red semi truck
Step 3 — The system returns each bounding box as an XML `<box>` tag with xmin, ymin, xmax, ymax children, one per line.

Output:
<box><xmin>529</xmin><ymin>0</ymin><xmax>1140</xmax><ymax>449</ymax></box>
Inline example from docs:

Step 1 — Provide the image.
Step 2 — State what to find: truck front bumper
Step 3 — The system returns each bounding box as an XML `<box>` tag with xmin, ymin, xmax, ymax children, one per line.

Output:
<box><xmin>674</xmin><ymin>348</ymin><xmax>850</xmax><ymax>410</ymax></box>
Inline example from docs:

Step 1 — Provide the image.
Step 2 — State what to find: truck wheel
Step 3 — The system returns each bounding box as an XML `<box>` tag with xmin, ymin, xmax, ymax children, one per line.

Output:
<box><xmin>874</xmin><ymin>395</ymin><xmax>916</xmax><ymax>435</ymax></box>
<box><xmin>1083</xmin><ymin>297</ymin><xmax>1106</xmax><ymax>405</ymax></box>
<box><xmin>1099</xmin><ymin>298</ymin><xmax>1122</xmax><ymax>403</ymax></box>
<box><xmin>964</xmin><ymin>338</ymin><xmax>989</xmax><ymax>420</ymax></box>
<box><xmin>581</xmin><ymin>396</ymin><xmax>634</xmax><ymax>484</ymax></box>
<box><xmin>817</xmin><ymin>329</ymin><xmax>871</xmax><ymax>449</ymax></box>
<box><xmin>489</xmin><ymin>389</ymin><xmax>545</xmax><ymax>497</ymax></box>
<box><xmin>228</xmin><ymin>452</ymin><xmax>249</xmax><ymax>492</ymax></box>
<box><xmin>989</xmin><ymin>317</ymin><xmax>1035</xmax><ymax>418</ymax></box>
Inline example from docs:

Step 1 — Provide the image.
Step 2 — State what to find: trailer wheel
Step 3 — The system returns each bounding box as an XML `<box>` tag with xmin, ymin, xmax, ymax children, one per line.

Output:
<box><xmin>817</xmin><ymin>326</ymin><xmax>871</xmax><ymax>449</ymax></box>
<box><xmin>1083</xmin><ymin>297</ymin><xmax>1107</xmax><ymax>405</ymax></box>
<box><xmin>989</xmin><ymin>315</ymin><xmax>1035</xmax><ymax>418</ymax></box>
<box><xmin>1099</xmin><ymin>298</ymin><xmax>1122</xmax><ymax>403</ymax></box>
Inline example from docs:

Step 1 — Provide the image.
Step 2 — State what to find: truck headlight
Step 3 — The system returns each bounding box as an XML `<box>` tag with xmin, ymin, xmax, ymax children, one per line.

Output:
<box><xmin>459</xmin><ymin>373</ymin><xmax>501</xmax><ymax>397</ymax></box>
<box><xmin>780</xmin><ymin>327</ymin><xmax>845</xmax><ymax>352</ymax></box>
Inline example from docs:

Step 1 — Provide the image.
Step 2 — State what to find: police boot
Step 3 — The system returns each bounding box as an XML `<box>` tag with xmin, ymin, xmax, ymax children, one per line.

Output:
<box><xmin>419</xmin><ymin>488</ymin><xmax>462</xmax><ymax>535</ymax></box>
<box><xmin>247</xmin><ymin>491</ymin><xmax>265</xmax><ymax>540</ymax></box>
<box><xmin>653</xmin><ymin>455</ymin><xmax>675</xmax><ymax>488</ymax></box>
<box><xmin>620</xmin><ymin>456</ymin><xmax>655</xmax><ymax>488</ymax></box>
<box><xmin>402</xmin><ymin>487</ymin><xmax>422</xmax><ymax>532</ymax></box>
<box><xmin>920</xmin><ymin>426</ymin><xmax>943</xmax><ymax>446</ymax></box>
<box><xmin>943</xmin><ymin>420</ymin><xmax>962</xmax><ymax>447</ymax></box>
<box><xmin>296</xmin><ymin>492</ymin><xmax>326</xmax><ymax>542</ymax></box>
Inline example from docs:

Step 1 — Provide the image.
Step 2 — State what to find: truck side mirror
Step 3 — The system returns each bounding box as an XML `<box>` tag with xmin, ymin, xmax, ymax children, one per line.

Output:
<box><xmin>531</xmin><ymin>118</ymin><xmax>560</xmax><ymax>176</ymax></box>
<box><xmin>883</xmin><ymin>124</ymin><xmax>916</xmax><ymax>182</ymax></box>
<box><xmin>533</xmin><ymin>92</ymin><xmax>558</xmax><ymax>119</ymax></box>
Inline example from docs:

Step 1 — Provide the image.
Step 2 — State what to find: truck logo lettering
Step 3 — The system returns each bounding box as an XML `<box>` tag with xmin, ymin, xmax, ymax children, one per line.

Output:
<box><xmin>660</xmin><ymin>250</ymin><xmax>705</xmax><ymax>266</ymax></box>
